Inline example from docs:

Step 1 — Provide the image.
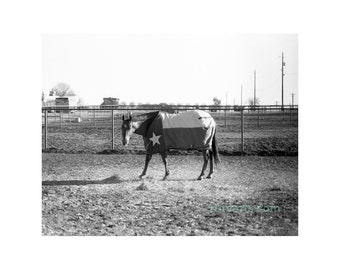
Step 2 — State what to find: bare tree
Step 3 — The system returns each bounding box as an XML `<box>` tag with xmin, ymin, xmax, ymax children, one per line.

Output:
<box><xmin>213</xmin><ymin>97</ymin><xmax>222</xmax><ymax>106</ymax></box>
<box><xmin>50</xmin><ymin>82</ymin><xmax>75</xmax><ymax>96</ymax></box>
<box><xmin>212</xmin><ymin>97</ymin><xmax>222</xmax><ymax>112</ymax></box>
<box><xmin>248</xmin><ymin>97</ymin><xmax>260</xmax><ymax>106</ymax></box>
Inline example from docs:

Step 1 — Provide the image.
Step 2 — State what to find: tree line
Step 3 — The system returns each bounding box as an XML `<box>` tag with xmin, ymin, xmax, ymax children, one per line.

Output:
<box><xmin>42</xmin><ymin>82</ymin><xmax>260</xmax><ymax>107</ymax></box>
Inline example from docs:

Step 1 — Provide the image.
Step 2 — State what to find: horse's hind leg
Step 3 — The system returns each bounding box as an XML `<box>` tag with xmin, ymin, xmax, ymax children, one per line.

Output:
<box><xmin>161</xmin><ymin>152</ymin><xmax>170</xmax><ymax>180</ymax></box>
<box><xmin>198</xmin><ymin>150</ymin><xmax>209</xmax><ymax>180</ymax></box>
<box><xmin>207</xmin><ymin>150</ymin><xmax>214</xmax><ymax>179</ymax></box>
<box><xmin>139</xmin><ymin>153</ymin><xmax>152</xmax><ymax>179</ymax></box>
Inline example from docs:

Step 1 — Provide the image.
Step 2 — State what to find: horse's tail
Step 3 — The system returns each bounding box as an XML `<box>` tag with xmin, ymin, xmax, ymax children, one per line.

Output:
<box><xmin>212</xmin><ymin>128</ymin><xmax>221</xmax><ymax>165</ymax></box>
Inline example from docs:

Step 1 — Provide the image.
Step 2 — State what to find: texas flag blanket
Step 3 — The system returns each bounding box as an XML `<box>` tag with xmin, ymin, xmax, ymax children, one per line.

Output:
<box><xmin>134</xmin><ymin>110</ymin><xmax>216</xmax><ymax>154</ymax></box>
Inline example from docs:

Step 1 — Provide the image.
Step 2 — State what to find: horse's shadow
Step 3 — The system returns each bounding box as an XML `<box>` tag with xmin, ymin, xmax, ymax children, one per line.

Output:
<box><xmin>160</xmin><ymin>178</ymin><xmax>200</xmax><ymax>182</ymax></box>
<box><xmin>42</xmin><ymin>175</ymin><xmax>200</xmax><ymax>186</ymax></box>
<box><xmin>42</xmin><ymin>175</ymin><xmax>125</xmax><ymax>186</ymax></box>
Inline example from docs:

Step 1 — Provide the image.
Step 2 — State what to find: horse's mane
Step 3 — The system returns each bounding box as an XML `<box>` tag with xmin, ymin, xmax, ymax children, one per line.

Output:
<box><xmin>134</xmin><ymin>111</ymin><xmax>159</xmax><ymax>136</ymax></box>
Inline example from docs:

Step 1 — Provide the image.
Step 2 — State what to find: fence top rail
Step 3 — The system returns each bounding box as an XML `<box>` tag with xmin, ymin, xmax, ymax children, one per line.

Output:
<box><xmin>42</xmin><ymin>104</ymin><xmax>298</xmax><ymax>111</ymax></box>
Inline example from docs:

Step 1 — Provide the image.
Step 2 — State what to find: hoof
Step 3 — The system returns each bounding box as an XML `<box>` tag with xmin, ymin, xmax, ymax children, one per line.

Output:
<box><xmin>197</xmin><ymin>176</ymin><xmax>202</xmax><ymax>181</ymax></box>
<box><xmin>139</xmin><ymin>174</ymin><xmax>145</xmax><ymax>179</ymax></box>
<box><xmin>162</xmin><ymin>172</ymin><xmax>169</xmax><ymax>181</ymax></box>
<box><xmin>207</xmin><ymin>175</ymin><xmax>212</xmax><ymax>179</ymax></box>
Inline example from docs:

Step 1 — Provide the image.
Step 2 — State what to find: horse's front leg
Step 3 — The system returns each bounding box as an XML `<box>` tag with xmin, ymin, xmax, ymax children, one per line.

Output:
<box><xmin>139</xmin><ymin>153</ymin><xmax>152</xmax><ymax>179</ymax></box>
<box><xmin>161</xmin><ymin>152</ymin><xmax>170</xmax><ymax>180</ymax></box>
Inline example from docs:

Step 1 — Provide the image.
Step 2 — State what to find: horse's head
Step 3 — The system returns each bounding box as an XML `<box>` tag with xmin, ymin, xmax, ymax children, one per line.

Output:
<box><xmin>121</xmin><ymin>113</ymin><xmax>133</xmax><ymax>146</ymax></box>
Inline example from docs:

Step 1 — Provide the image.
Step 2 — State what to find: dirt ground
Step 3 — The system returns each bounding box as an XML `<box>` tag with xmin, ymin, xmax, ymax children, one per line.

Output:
<box><xmin>42</xmin><ymin>153</ymin><xmax>298</xmax><ymax>236</ymax></box>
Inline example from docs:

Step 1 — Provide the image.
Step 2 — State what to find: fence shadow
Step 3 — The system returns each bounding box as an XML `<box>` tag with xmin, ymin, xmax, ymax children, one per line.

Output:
<box><xmin>42</xmin><ymin>175</ymin><xmax>123</xmax><ymax>186</ymax></box>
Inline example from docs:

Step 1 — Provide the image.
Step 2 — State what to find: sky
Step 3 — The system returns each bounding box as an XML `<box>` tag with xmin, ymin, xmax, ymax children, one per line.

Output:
<box><xmin>42</xmin><ymin>34</ymin><xmax>298</xmax><ymax>106</ymax></box>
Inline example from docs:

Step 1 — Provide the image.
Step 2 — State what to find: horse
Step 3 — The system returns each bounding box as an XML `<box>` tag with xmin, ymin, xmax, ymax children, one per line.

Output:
<box><xmin>121</xmin><ymin>110</ymin><xmax>220</xmax><ymax>180</ymax></box>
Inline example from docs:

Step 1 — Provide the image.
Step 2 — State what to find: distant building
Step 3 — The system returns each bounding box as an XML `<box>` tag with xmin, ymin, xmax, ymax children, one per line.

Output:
<box><xmin>56</xmin><ymin>96</ymin><xmax>79</xmax><ymax>107</ymax></box>
<box><xmin>44</xmin><ymin>96</ymin><xmax>57</xmax><ymax>107</ymax></box>
<box><xmin>43</xmin><ymin>96</ymin><xmax>79</xmax><ymax>112</ymax></box>
<box><xmin>100</xmin><ymin>97</ymin><xmax>119</xmax><ymax>109</ymax></box>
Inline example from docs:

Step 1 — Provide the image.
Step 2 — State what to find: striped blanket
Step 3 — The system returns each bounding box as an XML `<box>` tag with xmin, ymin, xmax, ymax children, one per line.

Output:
<box><xmin>134</xmin><ymin>110</ymin><xmax>216</xmax><ymax>154</ymax></box>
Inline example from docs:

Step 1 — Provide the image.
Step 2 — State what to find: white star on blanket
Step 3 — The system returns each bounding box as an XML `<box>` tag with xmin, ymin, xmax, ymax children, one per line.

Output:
<box><xmin>149</xmin><ymin>132</ymin><xmax>161</xmax><ymax>146</ymax></box>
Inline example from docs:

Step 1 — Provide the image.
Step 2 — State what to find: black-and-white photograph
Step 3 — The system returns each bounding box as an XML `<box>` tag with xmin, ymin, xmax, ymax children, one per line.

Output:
<box><xmin>4</xmin><ymin>0</ymin><xmax>340</xmax><ymax>269</ymax></box>
<box><xmin>41</xmin><ymin>34</ymin><xmax>298</xmax><ymax>236</ymax></box>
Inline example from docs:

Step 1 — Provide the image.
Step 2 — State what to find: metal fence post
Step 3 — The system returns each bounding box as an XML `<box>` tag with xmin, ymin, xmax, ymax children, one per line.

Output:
<box><xmin>257</xmin><ymin>107</ymin><xmax>260</xmax><ymax>128</ymax></box>
<box><xmin>224</xmin><ymin>108</ymin><xmax>227</xmax><ymax>128</ymax></box>
<box><xmin>290</xmin><ymin>106</ymin><xmax>292</xmax><ymax>127</ymax></box>
<box><xmin>111</xmin><ymin>110</ymin><xmax>115</xmax><ymax>150</ymax></box>
<box><xmin>241</xmin><ymin>108</ymin><xmax>244</xmax><ymax>153</ymax></box>
<box><xmin>44</xmin><ymin>109</ymin><xmax>47</xmax><ymax>149</ymax></box>
<box><xmin>59</xmin><ymin>111</ymin><xmax>62</xmax><ymax>127</ymax></box>
<box><xmin>93</xmin><ymin>110</ymin><xmax>96</xmax><ymax>127</ymax></box>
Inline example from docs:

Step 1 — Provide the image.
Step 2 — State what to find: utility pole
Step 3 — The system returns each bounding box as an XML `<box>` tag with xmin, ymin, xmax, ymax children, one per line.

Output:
<box><xmin>291</xmin><ymin>93</ymin><xmax>295</xmax><ymax>107</ymax></box>
<box><xmin>224</xmin><ymin>91</ymin><xmax>228</xmax><ymax>127</ymax></box>
<box><xmin>254</xmin><ymin>70</ymin><xmax>256</xmax><ymax>107</ymax></box>
<box><xmin>241</xmin><ymin>85</ymin><xmax>243</xmax><ymax>106</ymax></box>
<box><xmin>281</xmin><ymin>52</ymin><xmax>285</xmax><ymax>111</ymax></box>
